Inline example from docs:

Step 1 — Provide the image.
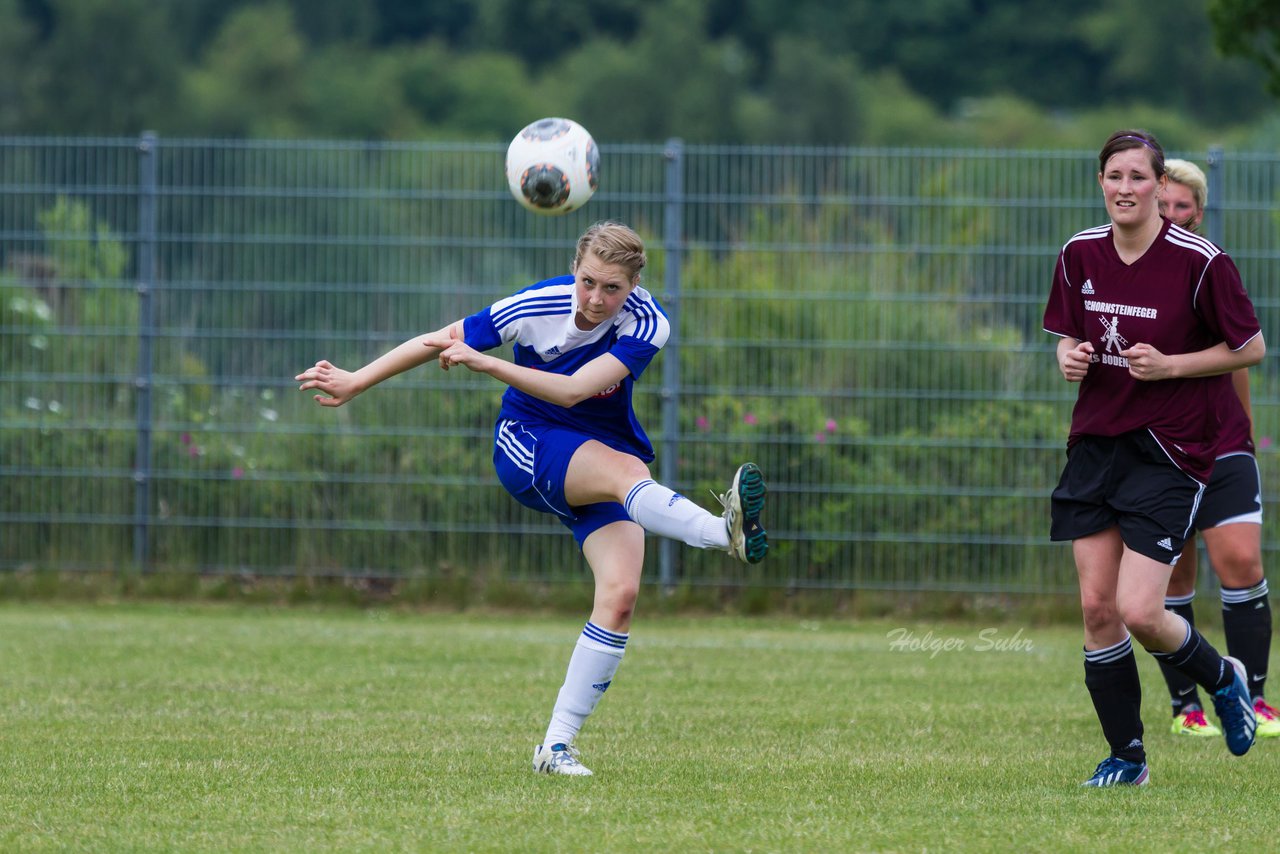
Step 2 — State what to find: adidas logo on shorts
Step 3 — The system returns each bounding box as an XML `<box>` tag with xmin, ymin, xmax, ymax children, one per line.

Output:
<box><xmin>1157</xmin><ymin>537</ymin><xmax>1174</xmax><ymax>551</ymax></box>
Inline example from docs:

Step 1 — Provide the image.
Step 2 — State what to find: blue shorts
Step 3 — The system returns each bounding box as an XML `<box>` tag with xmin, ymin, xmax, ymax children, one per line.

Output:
<box><xmin>492</xmin><ymin>418</ymin><xmax>632</xmax><ymax>548</ymax></box>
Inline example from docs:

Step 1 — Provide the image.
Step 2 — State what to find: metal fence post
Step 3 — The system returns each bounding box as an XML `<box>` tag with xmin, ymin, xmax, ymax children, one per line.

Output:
<box><xmin>1206</xmin><ymin>145</ymin><xmax>1224</xmax><ymax>249</ymax></box>
<box><xmin>1200</xmin><ymin>145</ymin><xmax>1226</xmax><ymax>599</ymax></box>
<box><xmin>133</xmin><ymin>131</ymin><xmax>158</xmax><ymax>573</ymax></box>
<box><xmin>658</xmin><ymin>138</ymin><xmax>684</xmax><ymax>591</ymax></box>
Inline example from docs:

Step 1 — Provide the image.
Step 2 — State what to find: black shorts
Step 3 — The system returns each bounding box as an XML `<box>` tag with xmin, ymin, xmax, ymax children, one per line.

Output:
<box><xmin>1195</xmin><ymin>453</ymin><xmax>1263</xmax><ymax>530</ymax></box>
<box><xmin>1050</xmin><ymin>431</ymin><xmax>1205</xmax><ymax>565</ymax></box>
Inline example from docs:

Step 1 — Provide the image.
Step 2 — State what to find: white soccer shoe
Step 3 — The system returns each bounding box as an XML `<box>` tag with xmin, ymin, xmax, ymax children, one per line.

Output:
<box><xmin>532</xmin><ymin>743</ymin><xmax>593</xmax><ymax>776</ymax></box>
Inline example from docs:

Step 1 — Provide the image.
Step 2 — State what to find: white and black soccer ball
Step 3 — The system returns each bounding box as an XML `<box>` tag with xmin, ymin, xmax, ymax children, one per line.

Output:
<box><xmin>505</xmin><ymin>118</ymin><xmax>599</xmax><ymax>216</ymax></box>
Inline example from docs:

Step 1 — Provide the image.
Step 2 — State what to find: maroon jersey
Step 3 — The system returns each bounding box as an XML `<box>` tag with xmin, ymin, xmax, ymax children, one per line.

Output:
<box><xmin>1043</xmin><ymin>219</ymin><xmax>1261</xmax><ymax>483</ymax></box>
<box><xmin>1218</xmin><ymin>387</ymin><xmax>1255</xmax><ymax>458</ymax></box>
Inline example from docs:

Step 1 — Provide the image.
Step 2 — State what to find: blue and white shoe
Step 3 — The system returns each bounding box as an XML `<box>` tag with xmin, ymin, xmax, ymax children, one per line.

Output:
<box><xmin>1212</xmin><ymin>656</ymin><xmax>1257</xmax><ymax>756</ymax></box>
<box><xmin>717</xmin><ymin>462</ymin><xmax>768</xmax><ymax>564</ymax></box>
<box><xmin>532</xmin><ymin>743</ymin><xmax>593</xmax><ymax>776</ymax></box>
<box><xmin>1080</xmin><ymin>756</ymin><xmax>1149</xmax><ymax>787</ymax></box>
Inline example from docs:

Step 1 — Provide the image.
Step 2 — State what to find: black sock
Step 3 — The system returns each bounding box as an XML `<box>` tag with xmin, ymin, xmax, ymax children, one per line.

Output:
<box><xmin>1084</xmin><ymin>637</ymin><xmax>1145</xmax><ymax>764</ymax></box>
<box><xmin>1222</xmin><ymin>580</ymin><xmax>1271</xmax><ymax>700</ymax></box>
<box><xmin>1158</xmin><ymin>597</ymin><xmax>1203</xmax><ymax>714</ymax></box>
<box><xmin>1149</xmin><ymin>618</ymin><xmax>1234</xmax><ymax>694</ymax></box>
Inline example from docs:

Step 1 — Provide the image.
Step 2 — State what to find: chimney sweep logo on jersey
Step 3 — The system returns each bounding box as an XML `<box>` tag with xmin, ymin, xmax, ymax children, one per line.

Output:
<box><xmin>1099</xmin><ymin>315</ymin><xmax>1128</xmax><ymax>353</ymax></box>
<box><xmin>1084</xmin><ymin>297</ymin><xmax>1158</xmax><ymax>369</ymax></box>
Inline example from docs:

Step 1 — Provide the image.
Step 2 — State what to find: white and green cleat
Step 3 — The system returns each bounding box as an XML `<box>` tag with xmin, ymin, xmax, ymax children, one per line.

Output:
<box><xmin>717</xmin><ymin>462</ymin><xmax>768</xmax><ymax>564</ymax></box>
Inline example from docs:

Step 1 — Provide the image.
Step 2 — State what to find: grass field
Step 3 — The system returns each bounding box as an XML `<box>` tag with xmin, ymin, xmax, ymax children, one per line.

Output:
<box><xmin>1</xmin><ymin>602</ymin><xmax>1277</xmax><ymax>853</ymax></box>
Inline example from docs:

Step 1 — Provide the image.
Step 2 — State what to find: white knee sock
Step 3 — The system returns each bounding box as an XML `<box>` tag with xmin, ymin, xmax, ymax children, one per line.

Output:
<box><xmin>544</xmin><ymin>622</ymin><xmax>629</xmax><ymax>748</ymax></box>
<box><xmin>622</xmin><ymin>479</ymin><xmax>729</xmax><ymax>549</ymax></box>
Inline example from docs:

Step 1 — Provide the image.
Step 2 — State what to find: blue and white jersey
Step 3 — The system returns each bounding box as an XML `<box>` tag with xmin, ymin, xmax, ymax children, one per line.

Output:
<box><xmin>462</xmin><ymin>275</ymin><xmax>670</xmax><ymax>461</ymax></box>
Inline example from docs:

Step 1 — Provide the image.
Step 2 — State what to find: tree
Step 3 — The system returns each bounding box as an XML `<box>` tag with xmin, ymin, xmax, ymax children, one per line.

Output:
<box><xmin>555</xmin><ymin>0</ymin><xmax>749</xmax><ymax>143</ymax></box>
<box><xmin>372</xmin><ymin>0</ymin><xmax>475</xmax><ymax>46</ymax></box>
<box><xmin>470</xmin><ymin>0</ymin><xmax>644</xmax><ymax>66</ymax></box>
<box><xmin>182</xmin><ymin>3</ymin><xmax>308</xmax><ymax>137</ymax></box>
<box><xmin>0</xmin><ymin>0</ymin><xmax>38</xmax><ymax>132</ymax></box>
<box><xmin>751</xmin><ymin>37</ymin><xmax>866</xmax><ymax>145</ymax></box>
<box><xmin>1084</xmin><ymin>0</ymin><xmax>1271</xmax><ymax>126</ymax></box>
<box><xmin>1210</xmin><ymin>0</ymin><xmax>1280</xmax><ymax>96</ymax></box>
<box><xmin>23</xmin><ymin>0</ymin><xmax>183</xmax><ymax>134</ymax></box>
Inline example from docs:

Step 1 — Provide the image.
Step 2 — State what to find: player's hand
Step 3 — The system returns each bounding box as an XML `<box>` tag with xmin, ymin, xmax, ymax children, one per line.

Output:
<box><xmin>1120</xmin><ymin>343</ymin><xmax>1172</xmax><ymax>381</ymax></box>
<box><xmin>1059</xmin><ymin>340</ymin><xmax>1094</xmax><ymax>383</ymax></box>
<box><xmin>438</xmin><ymin>338</ymin><xmax>485</xmax><ymax>373</ymax></box>
<box><xmin>420</xmin><ymin>325</ymin><xmax>460</xmax><ymax>353</ymax></box>
<box><xmin>295</xmin><ymin>359</ymin><xmax>361</xmax><ymax>407</ymax></box>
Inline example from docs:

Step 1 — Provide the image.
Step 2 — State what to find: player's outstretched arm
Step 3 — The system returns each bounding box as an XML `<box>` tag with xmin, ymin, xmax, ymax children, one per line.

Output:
<box><xmin>297</xmin><ymin>320</ymin><xmax>464</xmax><ymax>407</ymax></box>
<box><xmin>434</xmin><ymin>329</ymin><xmax>630</xmax><ymax>408</ymax></box>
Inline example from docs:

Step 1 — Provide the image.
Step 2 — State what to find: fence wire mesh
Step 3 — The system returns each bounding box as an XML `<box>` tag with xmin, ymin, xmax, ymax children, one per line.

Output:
<box><xmin>2</xmin><ymin>136</ymin><xmax>1278</xmax><ymax>593</ymax></box>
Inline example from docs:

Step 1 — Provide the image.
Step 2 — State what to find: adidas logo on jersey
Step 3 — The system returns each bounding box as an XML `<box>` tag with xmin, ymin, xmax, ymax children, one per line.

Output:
<box><xmin>543</xmin><ymin>345</ymin><xmax>562</xmax><ymax>356</ymax></box>
<box><xmin>1081</xmin><ymin>278</ymin><xmax>1095</xmax><ymax>294</ymax></box>
<box><xmin>1157</xmin><ymin>537</ymin><xmax>1174</xmax><ymax>551</ymax></box>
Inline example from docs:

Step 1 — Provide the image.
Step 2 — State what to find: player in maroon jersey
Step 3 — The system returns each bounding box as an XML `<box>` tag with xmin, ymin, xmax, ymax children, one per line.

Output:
<box><xmin>1043</xmin><ymin>130</ymin><xmax>1265</xmax><ymax>786</ymax></box>
<box><xmin>1151</xmin><ymin>160</ymin><xmax>1278</xmax><ymax>739</ymax></box>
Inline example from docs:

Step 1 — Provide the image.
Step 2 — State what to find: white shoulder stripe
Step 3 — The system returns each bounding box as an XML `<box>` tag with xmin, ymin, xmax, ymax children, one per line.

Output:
<box><xmin>621</xmin><ymin>292</ymin><xmax>667</xmax><ymax>345</ymax></box>
<box><xmin>1166</xmin><ymin>222</ymin><xmax>1217</xmax><ymax>250</ymax></box>
<box><xmin>491</xmin><ymin>290</ymin><xmax>573</xmax><ymax>329</ymax></box>
<box><xmin>1165</xmin><ymin>228</ymin><xmax>1220</xmax><ymax>261</ymax></box>
<box><xmin>624</xmin><ymin>297</ymin><xmax>655</xmax><ymax>342</ymax></box>
<box><xmin>1063</xmin><ymin>225</ymin><xmax>1110</xmax><ymax>252</ymax></box>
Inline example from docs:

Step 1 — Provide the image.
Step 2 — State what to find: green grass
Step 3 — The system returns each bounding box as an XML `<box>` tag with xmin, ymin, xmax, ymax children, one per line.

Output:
<box><xmin>1</xmin><ymin>603</ymin><xmax>1277</xmax><ymax>853</ymax></box>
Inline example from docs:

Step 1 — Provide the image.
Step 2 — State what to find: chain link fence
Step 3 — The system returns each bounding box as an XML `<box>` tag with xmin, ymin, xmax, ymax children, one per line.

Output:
<box><xmin>2</xmin><ymin>135</ymin><xmax>1278</xmax><ymax>593</ymax></box>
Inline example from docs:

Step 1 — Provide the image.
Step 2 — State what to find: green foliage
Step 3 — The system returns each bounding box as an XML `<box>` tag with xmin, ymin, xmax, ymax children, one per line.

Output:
<box><xmin>0</xmin><ymin>0</ymin><xmax>37</xmax><ymax>133</ymax></box>
<box><xmin>749</xmin><ymin>37</ymin><xmax>866</xmax><ymax>145</ymax></box>
<box><xmin>1211</xmin><ymin>0</ymin><xmax>1280</xmax><ymax>97</ymax></box>
<box><xmin>0</xmin><ymin>0</ymin><xmax>1274</xmax><ymax>143</ymax></box>
<box><xmin>182</xmin><ymin>2</ymin><xmax>309</xmax><ymax>137</ymax></box>
<box><xmin>0</xmin><ymin>197</ymin><xmax>133</xmax><ymax>427</ymax></box>
<box><xmin>1085</xmin><ymin>0</ymin><xmax>1272</xmax><ymax>125</ymax></box>
<box><xmin>554</xmin><ymin>0</ymin><xmax>748</xmax><ymax>144</ymax></box>
<box><xmin>300</xmin><ymin>47</ymin><xmax>423</xmax><ymax>140</ymax></box>
<box><xmin>36</xmin><ymin>197</ymin><xmax>127</xmax><ymax>278</ymax></box>
<box><xmin>19</xmin><ymin>0</ymin><xmax>182</xmax><ymax>134</ymax></box>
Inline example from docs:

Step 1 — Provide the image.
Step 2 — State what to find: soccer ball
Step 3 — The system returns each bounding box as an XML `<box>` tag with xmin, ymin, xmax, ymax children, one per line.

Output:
<box><xmin>505</xmin><ymin>118</ymin><xmax>599</xmax><ymax>216</ymax></box>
